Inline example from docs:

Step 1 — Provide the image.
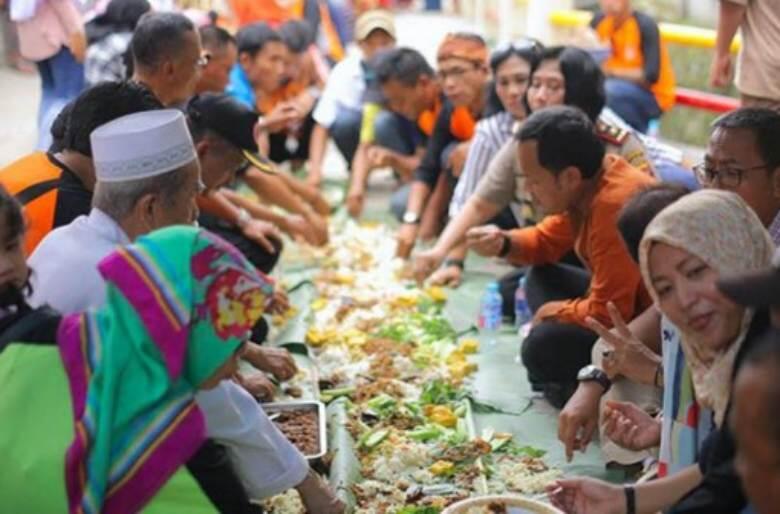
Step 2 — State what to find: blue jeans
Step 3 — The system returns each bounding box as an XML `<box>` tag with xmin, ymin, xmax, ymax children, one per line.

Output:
<box><xmin>330</xmin><ymin>106</ymin><xmax>362</xmax><ymax>165</ymax></box>
<box><xmin>36</xmin><ymin>46</ymin><xmax>84</xmax><ymax>149</ymax></box>
<box><xmin>605</xmin><ymin>78</ymin><xmax>661</xmax><ymax>134</ymax></box>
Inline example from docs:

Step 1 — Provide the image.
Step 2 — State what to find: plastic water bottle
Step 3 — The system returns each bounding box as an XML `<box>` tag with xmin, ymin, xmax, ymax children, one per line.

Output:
<box><xmin>478</xmin><ymin>282</ymin><xmax>503</xmax><ymax>343</ymax></box>
<box><xmin>514</xmin><ymin>277</ymin><xmax>532</xmax><ymax>330</ymax></box>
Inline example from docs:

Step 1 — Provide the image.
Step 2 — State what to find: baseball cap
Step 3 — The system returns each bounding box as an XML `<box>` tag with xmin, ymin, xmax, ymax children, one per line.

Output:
<box><xmin>718</xmin><ymin>247</ymin><xmax>780</xmax><ymax>307</ymax></box>
<box><xmin>186</xmin><ymin>93</ymin><xmax>276</xmax><ymax>174</ymax></box>
<box><xmin>354</xmin><ymin>10</ymin><xmax>396</xmax><ymax>41</ymax></box>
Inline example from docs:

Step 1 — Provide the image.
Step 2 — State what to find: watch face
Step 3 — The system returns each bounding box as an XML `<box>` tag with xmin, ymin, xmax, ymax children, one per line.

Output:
<box><xmin>577</xmin><ymin>365</ymin><xmax>598</xmax><ymax>381</ymax></box>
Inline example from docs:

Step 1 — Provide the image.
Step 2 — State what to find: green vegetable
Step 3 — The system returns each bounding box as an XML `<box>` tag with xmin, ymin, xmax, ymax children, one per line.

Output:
<box><xmin>420</xmin><ymin>380</ymin><xmax>465</xmax><ymax>405</ymax></box>
<box><xmin>407</xmin><ymin>424</ymin><xmax>445</xmax><ymax>442</ymax></box>
<box><xmin>366</xmin><ymin>394</ymin><xmax>398</xmax><ymax>418</ymax></box>
<box><xmin>358</xmin><ymin>428</ymin><xmax>390</xmax><ymax>450</ymax></box>
<box><xmin>320</xmin><ymin>386</ymin><xmax>356</xmax><ymax>403</ymax></box>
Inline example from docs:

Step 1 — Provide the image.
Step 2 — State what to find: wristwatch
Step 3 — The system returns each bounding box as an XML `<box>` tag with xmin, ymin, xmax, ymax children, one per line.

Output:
<box><xmin>577</xmin><ymin>364</ymin><xmax>612</xmax><ymax>392</ymax></box>
<box><xmin>402</xmin><ymin>211</ymin><xmax>420</xmax><ymax>225</ymax></box>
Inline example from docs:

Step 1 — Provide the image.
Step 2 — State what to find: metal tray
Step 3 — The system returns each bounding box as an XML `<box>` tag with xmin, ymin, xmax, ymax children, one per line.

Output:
<box><xmin>262</xmin><ymin>400</ymin><xmax>327</xmax><ymax>461</ymax></box>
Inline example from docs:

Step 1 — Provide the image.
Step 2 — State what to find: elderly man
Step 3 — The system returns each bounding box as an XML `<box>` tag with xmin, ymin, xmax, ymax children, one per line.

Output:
<box><xmin>130</xmin><ymin>11</ymin><xmax>205</xmax><ymax>107</ymax></box>
<box><xmin>27</xmin><ymin>109</ymin><xmax>344</xmax><ymax>513</ymax></box>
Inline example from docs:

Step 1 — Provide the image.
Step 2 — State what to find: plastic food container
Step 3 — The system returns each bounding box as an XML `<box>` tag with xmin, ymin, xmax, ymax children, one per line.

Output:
<box><xmin>263</xmin><ymin>400</ymin><xmax>327</xmax><ymax>460</ymax></box>
<box><xmin>442</xmin><ymin>495</ymin><xmax>564</xmax><ymax>514</ymax></box>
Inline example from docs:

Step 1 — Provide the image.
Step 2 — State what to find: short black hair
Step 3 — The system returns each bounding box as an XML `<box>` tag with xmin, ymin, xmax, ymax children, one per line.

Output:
<box><xmin>131</xmin><ymin>12</ymin><xmax>196</xmax><ymax>70</ymax></box>
<box><xmin>617</xmin><ymin>183</ymin><xmax>691</xmax><ymax>262</ymax></box>
<box><xmin>373</xmin><ymin>47</ymin><xmax>434</xmax><ymax>87</ymax></box>
<box><xmin>712</xmin><ymin>108</ymin><xmax>780</xmax><ymax>169</ymax></box>
<box><xmin>279</xmin><ymin>19</ymin><xmax>314</xmax><ymax>54</ymax></box>
<box><xmin>236</xmin><ymin>22</ymin><xmax>282</xmax><ymax>57</ymax></box>
<box><xmin>517</xmin><ymin>105</ymin><xmax>606</xmax><ymax>179</ymax></box>
<box><xmin>49</xmin><ymin>101</ymin><xmax>74</xmax><ymax>153</ymax></box>
<box><xmin>199</xmin><ymin>24</ymin><xmax>236</xmax><ymax>53</ymax></box>
<box><xmin>530</xmin><ymin>46</ymin><xmax>605</xmax><ymax>121</ymax></box>
<box><xmin>740</xmin><ymin>329</ymin><xmax>780</xmax><ymax>444</ymax></box>
<box><xmin>62</xmin><ymin>81</ymin><xmax>163</xmax><ymax>157</ymax></box>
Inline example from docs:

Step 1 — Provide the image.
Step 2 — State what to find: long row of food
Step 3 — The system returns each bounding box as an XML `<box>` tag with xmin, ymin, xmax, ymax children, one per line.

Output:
<box><xmin>264</xmin><ymin>221</ymin><xmax>562</xmax><ymax>514</ymax></box>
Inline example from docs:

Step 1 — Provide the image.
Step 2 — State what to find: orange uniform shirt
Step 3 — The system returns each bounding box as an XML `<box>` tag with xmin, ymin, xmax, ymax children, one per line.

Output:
<box><xmin>0</xmin><ymin>152</ymin><xmax>91</xmax><ymax>256</ymax></box>
<box><xmin>507</xmin><ymin>155</ymin><xmax>656</xmax><ymax>328</ymax></box>
<box><xmin>592</xmin><ymin>11</ymin><xmax>676</xmax><ymax>111</ymax></box>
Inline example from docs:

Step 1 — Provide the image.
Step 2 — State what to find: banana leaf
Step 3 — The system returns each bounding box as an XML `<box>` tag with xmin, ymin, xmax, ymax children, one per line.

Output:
<box><xmin>326</xmin><ymin>398</ymin><xmax>361</xmax><ymax>513</ymax></box>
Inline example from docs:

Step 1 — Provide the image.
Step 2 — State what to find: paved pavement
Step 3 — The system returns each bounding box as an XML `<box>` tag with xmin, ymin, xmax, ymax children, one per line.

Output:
<box><xmin>0</xmin><ymin>66</ymin><xmax>39</xmax><ymax>166</ymax></box>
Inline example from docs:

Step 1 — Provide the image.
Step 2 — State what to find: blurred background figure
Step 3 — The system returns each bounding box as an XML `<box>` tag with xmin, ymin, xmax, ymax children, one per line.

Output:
<box><xmin>84</xmin><ymin>0</ymin><xmax>151</xmax><ymax>87</ymax></box>
<box><xmin>196</xmin><ymin>24</ymin><xmax>237</xmax><ymax>94</ymax></box>
<box><xmin>13</xmin><ymin>0</ymin><xmax>86</xmax><ymax>149</ymax></box>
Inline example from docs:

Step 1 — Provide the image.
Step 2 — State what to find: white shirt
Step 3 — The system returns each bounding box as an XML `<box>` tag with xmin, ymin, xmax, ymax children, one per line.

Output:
<box><xmin>312</xmin><ymin>50</ymin><xmax>366</xmax><ymax>128</ymax></box>
<box><xmin>28</xmin><ymin>208</ymin><xmax>308</xmax><ymax>499</ymax></box>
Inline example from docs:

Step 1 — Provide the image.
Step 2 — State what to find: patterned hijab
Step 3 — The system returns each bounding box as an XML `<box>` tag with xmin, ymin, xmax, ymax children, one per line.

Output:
<box><xmin>639</xmin><ymin>190</ymin><xmax>774</xmax><ymax>425</ymax></box>
<box><xmin>57</xmin><ymin>226</ymin><xmax>275</xmax><ymax>514</ymax></box>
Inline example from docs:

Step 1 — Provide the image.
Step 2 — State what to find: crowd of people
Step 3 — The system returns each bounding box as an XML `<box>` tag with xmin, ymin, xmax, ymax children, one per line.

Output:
<box><xmin>1</xmin><ymin>0</ymin><xmax>780</xmax><ymax>512</ymax></box>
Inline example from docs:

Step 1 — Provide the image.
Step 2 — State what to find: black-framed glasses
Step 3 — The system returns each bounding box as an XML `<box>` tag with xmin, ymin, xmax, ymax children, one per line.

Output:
<box><xmin>693</xmin><ymin>162</ymin><xmax>771</xmax><ymax>188</ymax></box>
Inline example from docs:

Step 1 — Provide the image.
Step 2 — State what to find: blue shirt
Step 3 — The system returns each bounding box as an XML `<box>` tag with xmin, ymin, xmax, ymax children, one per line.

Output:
<box><xmin>226</xmin><ymin>65</ymin><xmax>255</xmax><ymax>110</ymax></box>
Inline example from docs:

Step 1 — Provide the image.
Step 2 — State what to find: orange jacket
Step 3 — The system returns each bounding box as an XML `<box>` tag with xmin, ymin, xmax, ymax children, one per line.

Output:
<box><xmin>506</xmin><ymin>155</ymin><xmax>655</xmax><ymax>328</ymax></box>
<box><xmin>0</xmin><ymin>152</ymin><xmax>63</xmax><ymax>256</ymax></box>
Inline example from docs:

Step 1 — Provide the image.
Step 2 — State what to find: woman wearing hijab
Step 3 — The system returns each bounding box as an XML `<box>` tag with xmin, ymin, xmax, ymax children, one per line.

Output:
<box><xmin>548</xmin><ymin>189</ymin><xmax>773</xmax><ymax>514</ymax></box>
<box><xmin>0</xmin><ymin>222</ymin><xmax>343</xmax><ymax>513</ymax></box>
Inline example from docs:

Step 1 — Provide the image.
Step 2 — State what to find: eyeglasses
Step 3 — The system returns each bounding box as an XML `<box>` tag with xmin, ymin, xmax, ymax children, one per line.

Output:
<box><xmin>197</xmin><ymin>52</ymin><xmax>212</xmax><ymax>69</ymax></box>
<box><xmin>693</xmin><ymin>162</ymin><xmax>771</xmax><ymax>188</ymax></box>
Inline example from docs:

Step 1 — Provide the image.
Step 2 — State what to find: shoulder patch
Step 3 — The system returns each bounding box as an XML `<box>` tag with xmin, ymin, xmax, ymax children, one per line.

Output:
<box><xmin>596</xmin><ymin>120</ymin><xmax>629</xmax><ymax>145</ymax></box>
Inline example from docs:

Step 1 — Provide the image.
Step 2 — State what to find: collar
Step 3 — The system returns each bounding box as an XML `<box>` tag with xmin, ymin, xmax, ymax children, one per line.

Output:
<box><xmin>86</xmin><ymin>208</ymin><xmax>131</xmax><ymax>246</ymax></box>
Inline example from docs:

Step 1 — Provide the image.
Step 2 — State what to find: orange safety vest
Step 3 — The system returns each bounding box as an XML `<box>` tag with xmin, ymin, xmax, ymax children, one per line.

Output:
<box><xmin>0</xmin><ymin>152</ymin><xmax>63</xmax><ymax>256</ymax></box>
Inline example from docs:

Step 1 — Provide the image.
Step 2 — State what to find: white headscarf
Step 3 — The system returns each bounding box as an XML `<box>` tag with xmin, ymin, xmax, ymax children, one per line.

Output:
<box><xmin>639</xmin><ymin>190</ymin><xmax>774</xmax><ymax>425</ymax></box>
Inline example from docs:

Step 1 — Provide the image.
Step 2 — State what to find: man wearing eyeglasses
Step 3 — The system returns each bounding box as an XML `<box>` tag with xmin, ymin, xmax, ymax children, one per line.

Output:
<box><xmin>695</xmin><ymin>107</ymin><xmax>780</xmax><ymax>240</ymax></box>
<box><xmin>395</xmin><ymin>33</ymin><xmax>490</xmax><ymax>258</ymax></box>
<box><xmin>130</xmin><ymin>12</ymin><xmax>208</xmax><ymax>108</ymax></box>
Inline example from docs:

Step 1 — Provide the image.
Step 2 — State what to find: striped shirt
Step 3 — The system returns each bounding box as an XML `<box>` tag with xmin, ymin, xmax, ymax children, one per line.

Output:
<box><xmin>449</xmin><ymin>111</ymin><xmax>515</xmax><ymax>217</ymax></box>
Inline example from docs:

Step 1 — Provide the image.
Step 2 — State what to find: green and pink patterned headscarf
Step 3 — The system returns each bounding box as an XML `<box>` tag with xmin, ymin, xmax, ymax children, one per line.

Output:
<box><xmin>57</xmin><ymin>225</ymin><xmax>275</xmax><ymax>514</ymax></box>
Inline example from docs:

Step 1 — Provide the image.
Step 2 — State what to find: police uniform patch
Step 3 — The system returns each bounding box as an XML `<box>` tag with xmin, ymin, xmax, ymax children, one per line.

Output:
<box><xmin>596</xmin><ymin>120</ymin><xmax>629</xmax><ymax>145</ymax></box>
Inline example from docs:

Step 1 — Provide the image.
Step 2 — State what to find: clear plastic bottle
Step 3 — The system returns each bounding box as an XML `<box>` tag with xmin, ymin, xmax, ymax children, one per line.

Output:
<box><xmin>478</xmin><ymin>281</ymin><xmax>503</xmax><ymax>341</ymax></box>
<box><xmin>514</xmin><ymin>276</ymin><xmax>532</xmax><ymax>330</ymax></box>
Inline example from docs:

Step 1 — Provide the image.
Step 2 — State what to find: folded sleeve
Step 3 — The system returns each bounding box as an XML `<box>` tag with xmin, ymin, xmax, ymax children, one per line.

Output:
<box><xmin>506</xmin><ymin>214</ymin><xmax>575</xmax><ymax>267</ymax></box>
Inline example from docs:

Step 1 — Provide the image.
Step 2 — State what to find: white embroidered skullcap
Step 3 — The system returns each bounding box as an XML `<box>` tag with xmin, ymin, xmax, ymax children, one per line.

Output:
<box><xmin>91</xmin><ymin>109</ymin><xmax>197</xmax><ymax>182</ymax></box>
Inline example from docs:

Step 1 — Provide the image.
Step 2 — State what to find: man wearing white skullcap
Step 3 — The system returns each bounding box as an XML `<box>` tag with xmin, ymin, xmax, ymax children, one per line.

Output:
<box><xmin>28</xmin><ymin>108</ymin><xmax>202</xmax><ymax>313</ymax></box>
<box><xmin>26</xmin><ymin>109</ymin><xmax>345</xmax><ymax>513</ymax></box>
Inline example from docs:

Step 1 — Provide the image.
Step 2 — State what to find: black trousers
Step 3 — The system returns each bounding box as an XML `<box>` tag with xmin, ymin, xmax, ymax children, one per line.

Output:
<box><xmin>521</xmin><ymin>262</ymin><xmax>598</xmax><ymax>408</ymax></box>
<box><xmin>188</xmin><ymin>440</ymin><xmax>264</xmax><ymax>513</ymax></box>
<box><xmin>269</xmin><ymin>111</ymin><xmax>316</xmax><ymax>163</ymax></box>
